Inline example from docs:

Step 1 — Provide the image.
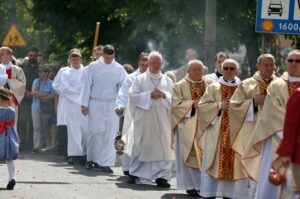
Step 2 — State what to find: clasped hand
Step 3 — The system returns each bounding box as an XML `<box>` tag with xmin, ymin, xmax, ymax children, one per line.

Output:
<box><xmin>151</xmin><ymin>88</ymin><xmax>166</xmax><ymax>99</ymax></box>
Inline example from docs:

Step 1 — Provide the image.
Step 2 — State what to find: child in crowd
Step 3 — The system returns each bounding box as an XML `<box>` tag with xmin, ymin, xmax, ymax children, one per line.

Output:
<box><xmin>0</xmin><ymin>87</ymin><xmax>19</xmax><ymax>190</ymax></box>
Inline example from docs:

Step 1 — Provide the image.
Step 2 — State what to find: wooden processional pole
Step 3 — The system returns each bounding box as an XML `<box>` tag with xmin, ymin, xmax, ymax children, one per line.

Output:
<box><xmin>92</xmin><ymin>22</ymin><xmax>101</xmax><ymax>58</ymax></box>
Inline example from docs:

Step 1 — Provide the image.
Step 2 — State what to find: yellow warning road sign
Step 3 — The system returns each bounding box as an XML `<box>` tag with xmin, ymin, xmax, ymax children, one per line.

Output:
<box><xmin>2</xmin><ymin>24</ymin><xmax>26</xmax><ymax>47</ymax></box>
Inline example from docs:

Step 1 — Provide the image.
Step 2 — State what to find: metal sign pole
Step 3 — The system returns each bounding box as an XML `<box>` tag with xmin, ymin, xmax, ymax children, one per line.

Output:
<box><xmin>261</xmin><ymin>33</ymin><xmax>265</xmax><ymax>54</ymax></box>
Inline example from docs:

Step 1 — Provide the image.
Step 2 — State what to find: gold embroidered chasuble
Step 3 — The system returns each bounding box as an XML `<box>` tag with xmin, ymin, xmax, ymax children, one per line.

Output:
<box><xmin>242</xmin><ymin>72</ymin><xmax>300</xmax><ymax>180</ymax></box>
<box><xmin>171</xmin><ymin>76</ymin><xmax>214</xmax><ymax>168</ymax></box>
<box><xmin>198</xmin><ymin>79</ymin><xmax>248</xmax><ymax>180</ymax></box>
<box><xmin>229</xmin><ymin>72</ymin><xmax>276</xmax><ymax>158</ymax></box>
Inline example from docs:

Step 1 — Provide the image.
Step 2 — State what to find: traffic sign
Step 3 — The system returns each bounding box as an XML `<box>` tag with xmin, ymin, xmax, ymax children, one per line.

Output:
<box><xmin>256</xmin><ymin>0</ymin><xmax>300</xmax><ymax>34</ymax></box>
<box><xmin>2</xmin><ymin>24</ymin><xmax>26</xmax><ymax>47</ymax></box>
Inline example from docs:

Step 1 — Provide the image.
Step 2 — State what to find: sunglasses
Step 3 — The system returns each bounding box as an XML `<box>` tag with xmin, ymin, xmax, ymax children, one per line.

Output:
<box><xmin>223</xmin><ymin>67</ymin><xmax>236</xmax><ymax>71</ymax></box>
<box><xmin>287</xmin><ymin>59</ymin><xmax>300</xmax><ymax>63</ymax></box>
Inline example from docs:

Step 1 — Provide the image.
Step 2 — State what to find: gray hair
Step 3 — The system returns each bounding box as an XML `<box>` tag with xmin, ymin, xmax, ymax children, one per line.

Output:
<box><xmin>221</xmin><ymin>58</ymin><xmax>240</xmax><ymax>71</ymax></box>
<box><xmin>287</xmin><ymin>49</ymin><xmax>300</xmax><ymax>58</ymax></box>
<box><xmin>187</xmin><ymin>59</ymin><xmax>204</xmax><ymax>70</ymax></box>
<box><xmin>257</xmin><ymin>54</ymin><xmax>275</xmax><ymax>64</ymax></box>
<box><xmin>148</xmin><ymin>51</ymin><xmax>163</xmax><ymax>61</ymax></box>
<box><xmin>148</xmin><ymin>51</ymin><xmax>164</xmax><ymax>69</ymax></box>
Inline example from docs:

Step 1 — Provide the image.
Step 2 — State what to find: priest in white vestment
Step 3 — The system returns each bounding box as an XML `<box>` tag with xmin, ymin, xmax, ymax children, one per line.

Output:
<box><xmin>115</xmin><ymin>52</ymin><xmax>149</xmax><ymax>175</ymax></box>
<box><xmin>0</xmin><ymin>47</ymin><xmax>26</xmax><ymax>128</ymax></box>
<box><xmin>128</xmin><ymin>51</ymin><xmax>173</xmax><ymax>188</ymax></box>
<box><xmin>80</xmin><ymin>45</ymin><xmax>128</xmax><ymax>173</ymax></box>
<box><xmin>53</xmin><ymin>50</ymin><xmax>86</xmax><ymax>164</ymax></box>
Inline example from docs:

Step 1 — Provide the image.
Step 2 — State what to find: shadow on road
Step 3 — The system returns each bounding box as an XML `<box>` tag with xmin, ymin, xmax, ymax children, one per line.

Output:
<box><xmin>17</xmin><ymin>181</ymin><xmax>70</xmax><ymax>185</ymax></box>
<box><xmin>108</xmin><ymin>175</ymin><xmax>181</xmax><ymax>192</ymax></box>
<box><xmin>161</xmin><ymin>193</ymin><xmax>201</xmax><ymax>198</ymax></box>
<box><xmin>115</xmin><ymin>181</ymin><xmax>178</xmax><ymax>191</ymax></box>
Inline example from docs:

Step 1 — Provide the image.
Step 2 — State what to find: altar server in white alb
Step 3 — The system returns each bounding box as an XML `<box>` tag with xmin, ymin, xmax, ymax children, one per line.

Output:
<box><xmin>80</xmin><ymin>45</ymin><xmax>128</xmax><ymax>173</ymax></box>
<box><xmin>115</xmin><ymin>52</ymin><xmax>149</xmax><ymax>176</ymax></box>
<box><xmin>128</xmin><ymin>51</ymin><xmax>174</xmax><ymax>188</ymax></box>
<box><xmin>53</xmin><ymin>49</ymin><xmax>86</xmax><ymax>164</ymax></box>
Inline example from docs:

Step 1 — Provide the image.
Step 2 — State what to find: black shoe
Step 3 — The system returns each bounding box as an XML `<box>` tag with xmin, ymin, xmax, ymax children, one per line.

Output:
<box><xmin>127</xmin><ymin>175</ymin><xmax>137</xmax><ymax>184</ymax></box>
<box><xmin>204</xmin><ymin>197</ymin><xmax>216</xmax><ymax>199</ymax></box>
<box><xmin>93</xmin><ymin>162</ymin><xmax>100</xmax><ymax>168</ymax></box>
<box><xmin>186</xmin><ymin>189</ymin><xmax>200</xmax><ymax>197</ymax></box>
<box><xmin>6</xmin><ymin>179</ymin><xmax>16</xmax><ymax>190</ymax></box>
<box><xmin>123</xmin><ymin>171</ymin><xmax>130</xmax><ymax>176</ymax></box>
<box><xmin>100</xmin><ymin>166</ymin><xmax>113</xmax><ymax>173</ymax></box>
<box><xmin>32</xmin><ymin>148</ymin><xmax>40</xmax><ymax>154</ymax></box>
<box><xmin>155</xmin><ymin>178</ymin><xmax>170</xmax><ymax>188</ymax></box>
<box><xmin>86</xmin><ymin>161</ymin><xmax>93</xmax><ymax>170</ymax></box>
<box><xmin>68</xmin><ymin>157</ymin><xmax>75</xmax><ymax>165</ymax></box>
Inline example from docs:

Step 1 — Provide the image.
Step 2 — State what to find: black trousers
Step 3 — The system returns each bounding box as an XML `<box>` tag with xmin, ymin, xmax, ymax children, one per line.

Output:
<box><xmin>18</xmin><ymin>100</ymin><xmax>33</xmax><ymax>150</ymax></box>
<box><xmin>57</xmin><ymin>125</ymin><xmax>67</xmax><ymax>156</ymax></box>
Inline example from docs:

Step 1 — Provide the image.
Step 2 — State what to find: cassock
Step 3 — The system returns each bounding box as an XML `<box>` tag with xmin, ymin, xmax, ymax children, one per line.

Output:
<box><xmin>205</xmin><ymin>71</ymin><xmax>222</xmax><ymax>81</ymax></box>
<box><xmin>116</xmin><ymin>69</ymin><xmax>142</xmax><ymax>172</ymax></box>
<box><xmin>53</xmin><ymin>65</ymin><xmax>86</xmax><ymax>156</ymax></box>
<box><xmin>171</xmin><ymin>75</ymin><xmax>214</xmax><ymax>190</ymax></box>
<box><xmin>1</xmin><ymin>63</ymin><xmax>26</xmax><ymax>127</ymax></box>
<box><xmin>80</xmin><ymin>58</ymin><xmax>127</xmax><ymax>167</ymax></box>
<box><xmin>242</xmin><ymin>72</ymin><xmax>300</xmax><ymax>199</ymax></box>
<box><xmin>128</xmin><ymin>70</ymin><xmax>173</xmax><ymax>181</ymax></box>
<box><xmin>198</xmin><ymin>77</ymin><xmax>251</xmax><ymax>199</ymax></box>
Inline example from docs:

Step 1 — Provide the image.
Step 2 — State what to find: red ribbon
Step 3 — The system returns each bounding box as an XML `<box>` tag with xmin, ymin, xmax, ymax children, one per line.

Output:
<box><xmin>0</xmin><ymin>120</ymin><xmax>14</xmax><ymax>135</ymax></box>
<box><xmin>6</xmin><ymin>68</ymin><xmax>12</xmax><ymax>79</ymax></box>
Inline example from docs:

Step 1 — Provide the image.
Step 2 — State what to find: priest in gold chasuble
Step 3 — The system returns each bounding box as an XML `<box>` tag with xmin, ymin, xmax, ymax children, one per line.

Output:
<box><xmin>172</xmin><ymin>60</ymin><xmax>214</xmax><ymax>197</ymax></box>
<box><xmin>242</xmin><ymin>50</ymin><xmax>300</xmax><ymax>199</ymax></box>
<box><xmin>229</xmin><ymin>54</ymin><xmax>277</xmax><ymax>178</ymax></box>
<box><xmin>198</xmin><ymin>59</ymin><xmax>251</xmax><ymax>199</ymax></box>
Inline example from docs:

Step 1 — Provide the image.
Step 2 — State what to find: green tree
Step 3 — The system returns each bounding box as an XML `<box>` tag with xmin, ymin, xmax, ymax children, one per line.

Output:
<box><xmin>30</xmin><ymin>0</ymin><xmax>292</xmax><ymax>74</ymax></box>
<box><xmin>0</xmin><ymin>0</ymin><xmax>42</xmax><ymax>58</ymax></box>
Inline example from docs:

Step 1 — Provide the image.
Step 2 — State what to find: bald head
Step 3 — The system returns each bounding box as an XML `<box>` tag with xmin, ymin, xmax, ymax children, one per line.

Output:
<box><xmin>187</xmin><ymin>59</ymin><xmax>204</xmax><ymax>81</ymax></box>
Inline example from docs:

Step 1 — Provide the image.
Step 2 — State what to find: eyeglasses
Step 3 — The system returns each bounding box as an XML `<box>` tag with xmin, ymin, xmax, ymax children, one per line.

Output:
<box><xmin>140</xmin><ymin>64</ymin><xmax>148</xmax><ymax>67</ymax></box>
<box><xmin>287</xmin><ymin>59</ymin><xmax>300</xmax><ymax>63</ymax></box>
<box><xmin>223</xmin><ymin>67</ymin><xmax>236</xmax><ymax>71</ymax></box>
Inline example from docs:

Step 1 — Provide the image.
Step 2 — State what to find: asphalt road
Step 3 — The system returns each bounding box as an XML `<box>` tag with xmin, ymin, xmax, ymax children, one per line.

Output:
<box><xmin>0</xmin><ymin>151</ymin><xmax>194</xmax><ymax>199</ymax></box>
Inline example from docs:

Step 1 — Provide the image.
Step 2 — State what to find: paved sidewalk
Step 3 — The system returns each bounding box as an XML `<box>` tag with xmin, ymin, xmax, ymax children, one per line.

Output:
<box><xmin>0</xmin><ymin>152</ymin><xmax>192</xmax><ymax>199</ymax></box>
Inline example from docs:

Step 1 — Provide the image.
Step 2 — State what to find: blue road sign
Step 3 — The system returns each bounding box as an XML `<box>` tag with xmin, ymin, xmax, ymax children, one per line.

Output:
<box><xmin>256</xmin><ymin>0</ymin><xmax>300</xmax><ymax>34</ymax></box>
